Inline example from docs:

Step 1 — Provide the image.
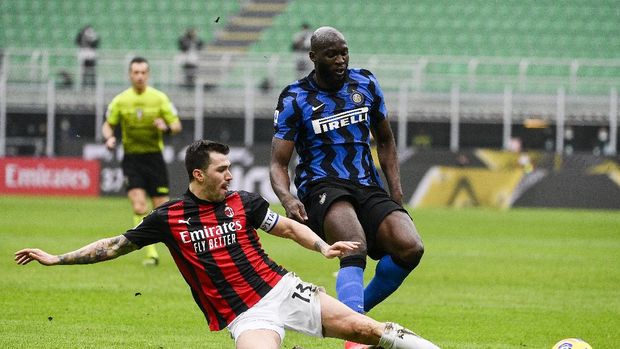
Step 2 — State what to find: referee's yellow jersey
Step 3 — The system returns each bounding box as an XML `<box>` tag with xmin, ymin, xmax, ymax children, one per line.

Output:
<box><xmin>106</xmin><ymin>86</ymin><xmax>179</xmax><ymax>154</ymax></box>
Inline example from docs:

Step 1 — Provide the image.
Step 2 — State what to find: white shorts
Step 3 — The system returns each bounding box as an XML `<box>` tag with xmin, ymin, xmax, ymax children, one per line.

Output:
<box><xmin>227</xmin><ymin>272</ymin><xmax>324</xmax><ymax>343</ymax></box>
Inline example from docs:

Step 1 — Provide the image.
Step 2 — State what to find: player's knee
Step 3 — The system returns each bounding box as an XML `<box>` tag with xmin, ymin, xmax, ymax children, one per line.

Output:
<box><xmin>339</xmin><ymin>241</ymin><xmax>367</xmax><ymax>260</ymax></box>
<box><xmin>395</xmin><ymin>241</ymin><xmax>424</xmax><ymax>270</ymax></box>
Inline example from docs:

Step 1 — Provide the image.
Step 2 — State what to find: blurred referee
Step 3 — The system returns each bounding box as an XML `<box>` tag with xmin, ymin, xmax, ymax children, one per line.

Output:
<box><xmin>102</xmin><ymin>56</ymin><xmax>182</xmax><ymax>266</ymax></box>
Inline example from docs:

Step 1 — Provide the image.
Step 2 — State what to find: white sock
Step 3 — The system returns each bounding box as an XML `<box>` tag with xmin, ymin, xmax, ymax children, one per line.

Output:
<box><xmin>377</xmin><ymin>322</ymin><xmax>441</xmax><ymax>349</ymax></box>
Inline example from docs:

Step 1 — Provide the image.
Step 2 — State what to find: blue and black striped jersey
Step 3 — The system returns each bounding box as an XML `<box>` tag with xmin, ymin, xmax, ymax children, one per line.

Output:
<box><xmin>273</xmin><ymin>68</ymin><xmax>387</xmax><ymax>198</ymax></box>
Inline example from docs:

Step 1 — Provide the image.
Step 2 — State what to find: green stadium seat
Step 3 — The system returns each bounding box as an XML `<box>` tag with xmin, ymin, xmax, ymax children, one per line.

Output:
<box><xmin>423</xmin><ymin>79</ymin><xmax>456</xmax><ymax>93</ymax></box>
<box><xmin>1</xmin><ymin>0</ymin><xmax>617</xmax><ymax>95</ymax></box>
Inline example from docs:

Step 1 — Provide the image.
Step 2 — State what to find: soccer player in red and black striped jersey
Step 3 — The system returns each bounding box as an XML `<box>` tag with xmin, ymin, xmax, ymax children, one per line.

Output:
<box><xmin>15</xmin><ymin>140</ymin><xmax>440</xmax><ymax>349</ymax></box>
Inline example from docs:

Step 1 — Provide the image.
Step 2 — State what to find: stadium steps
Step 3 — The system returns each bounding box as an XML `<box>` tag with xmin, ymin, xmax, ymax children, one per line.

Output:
<box><xmin>193</xmin><ymin>0</ymin><xmax>288</xmax><ymax>87</ymax></box>
<box><xmin>206</xmin><ymin>0</ymin><xmax>288</xmax><ymax>53</ymax></box>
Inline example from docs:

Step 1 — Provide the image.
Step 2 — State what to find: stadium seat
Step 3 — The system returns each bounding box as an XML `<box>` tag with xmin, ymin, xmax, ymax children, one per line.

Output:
<box><xmin>0</xmin><ymin>0</ymin><xmax>238</xmax><ymax>50</ymax></box>
<box><xmin>0</xmin><ymin>0</ymin><xmax>617</xmax><ymax>94</ymax></box>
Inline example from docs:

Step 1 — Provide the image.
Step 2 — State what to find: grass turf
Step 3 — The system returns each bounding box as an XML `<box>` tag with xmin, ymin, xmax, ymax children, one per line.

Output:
<box><xmin>1</xmin><ymin>196</ymin><xmax>618</xmax><ymax>348</ymax></box>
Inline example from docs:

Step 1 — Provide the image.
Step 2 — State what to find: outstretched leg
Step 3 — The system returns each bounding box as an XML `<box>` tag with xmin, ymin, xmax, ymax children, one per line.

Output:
<box><xmin>319</xmin><ymin>292</ymin><xmax>440</xmax><ymax>349</ymax></box>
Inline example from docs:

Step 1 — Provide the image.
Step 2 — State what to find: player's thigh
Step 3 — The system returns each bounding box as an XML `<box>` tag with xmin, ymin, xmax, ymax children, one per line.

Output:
<box><xmin>319</xmin><ymin>292</ymin><xmax>382</xmax><ymax>340</ymax></box>
<box><xmin>236</xmin><ymin>329</ymin><xmax>281</xmax><ymax>349</ymax></box>
<box><xmin>375</xmin><ymin>210</ymin><xmax>423</xmax><ymax>254</ymax></box>
<box><xmin>323</xmin><ymin>200</ymin><xmax>366</xmax><ymax>245</ymax></box>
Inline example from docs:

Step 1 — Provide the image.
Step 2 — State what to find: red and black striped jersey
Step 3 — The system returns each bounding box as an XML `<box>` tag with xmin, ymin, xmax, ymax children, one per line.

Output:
<box><xmin>123</xmin><ymin>190</ymin><xmax>288</xmax><ymax>331</ymax></box>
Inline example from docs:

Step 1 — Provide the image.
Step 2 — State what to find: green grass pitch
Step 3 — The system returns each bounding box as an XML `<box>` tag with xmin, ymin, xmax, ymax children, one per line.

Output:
<box><xmin>1</xmin><ymin>196</ymin><xmax>618</xmax><ymax>348</ymax></box>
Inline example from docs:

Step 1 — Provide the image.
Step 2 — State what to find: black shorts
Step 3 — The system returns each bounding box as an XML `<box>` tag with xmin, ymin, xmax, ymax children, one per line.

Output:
<box><xmin>301</xmin><ymin>178</ymin><xmax>409</xmax><ymax>260</ymax></box>
<box><xmin>122</xmin><ymin>152</ymin><xmax>170</xmax><ymax>197</ymax></box>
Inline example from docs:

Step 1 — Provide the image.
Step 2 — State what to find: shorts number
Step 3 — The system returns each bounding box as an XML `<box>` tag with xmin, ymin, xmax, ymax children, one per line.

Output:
<box><xmin>291</xmin><ymin>282</ymin><xmax>315</xmax><ymax>303</ymax></box>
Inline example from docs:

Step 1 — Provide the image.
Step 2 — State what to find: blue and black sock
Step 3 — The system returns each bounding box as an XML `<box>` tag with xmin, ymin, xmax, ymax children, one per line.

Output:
<box><xmin>364</xmin><ymin>255</ymin><xmax>412</xmax><ymax>312</ymax></box>
<box><xmin>336</xmin><ymin>255</ymin><xmax>366</xmax><ymax>314</ymax></box>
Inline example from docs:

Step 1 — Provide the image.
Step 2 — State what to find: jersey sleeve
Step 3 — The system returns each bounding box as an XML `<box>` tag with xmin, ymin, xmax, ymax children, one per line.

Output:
<box><xmin>105</xmin><ymin>96</ymin><xmax>121</xmax><ymax>126</ymax></box>
<box><xmin>159</xmin><ymin>93</ymin><xmax>180</xmax><ymax>124</ymax></box>
<box><xmin>365</xmin><ymin>70</ymin><xmax>388</xmax><ymax>125</ymax></box>
<box><xmin>273</xmin><ymin>86</ymin><xmax>300</xmax><ymax>141</ymax></box>
<box><xmin>239</xmin><ymin>191</ymin><xmax>276</xmax><ymax>231</ymax></box>
<box><xmin>123</xmin><ymin>210</ymin><xmax>167</xmax><ymax>248</ymax></box>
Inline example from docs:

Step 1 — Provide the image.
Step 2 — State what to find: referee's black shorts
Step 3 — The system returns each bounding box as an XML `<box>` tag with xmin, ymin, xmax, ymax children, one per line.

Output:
<box><xmin>301</xmin><ymin>178</ymin><xmax>409</xmax><ymax>260</ymax></box>
<box><xmin>122</xmin><ymin>152</ymin><xmax>170</xmax><ymax>197</ymax></box>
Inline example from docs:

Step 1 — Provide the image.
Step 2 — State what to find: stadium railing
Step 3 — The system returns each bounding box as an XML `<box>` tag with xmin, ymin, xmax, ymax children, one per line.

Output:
<box><xmin>1</xmin><ymin>48</ymin><xmax>618</xmax><ymax>155</ymax></box>
<box><xmin>3</xmin><ymin>47</ymin><xmax>618</xmax><ymax>92</ymax></box>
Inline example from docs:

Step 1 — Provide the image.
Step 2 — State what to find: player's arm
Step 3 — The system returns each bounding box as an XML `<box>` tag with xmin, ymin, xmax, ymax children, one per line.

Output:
<box><xmin>168</xmin><ymin>119</ymin><xmax>182</xmax><ymax>134</ymax></box>
<box><xmin>14</xmin><ymin>235</ymin><xmax>139</xmax><ymax>266</ymax></box>
<box><xmin>372</xmin><ymin>118</ymin><xmax>404</xmax><ymax>205</ymax></box>
<box><xmin>266</xmin><ymin>213</ymin><xmax>359</xmax><ymax>258</ymax></box>
<box><xmin>103</xmin><ymin>98</ymin><xmax>120</xmax><ymax>150</ymax></box>
<box><xmin>102</xmin><ymin>121</ymin><xmax>117</xmax><ymax>150</ymax></box>
<box><xmin>269</xmin><ymin>137</ymin><xmax>295</xmax><ymax>202</ymax></box>
<box><xmin>155</xmin><ymin>95</ymin><xmax>182</xmax><ymax>135</ymax></box>
<box><xmin>270</xmin><ymin>137</ymin><xmax>308</xmax><ymax>221</ymax></box>
<box><xmin>153</xmin><ymin>118</ymin><xmax>182</xmax><ymax>135</ymax></box>
<box><xmin>154</xmin><ymin>118</ymin><xmax>182</xmax><ymax>134</ymax></box>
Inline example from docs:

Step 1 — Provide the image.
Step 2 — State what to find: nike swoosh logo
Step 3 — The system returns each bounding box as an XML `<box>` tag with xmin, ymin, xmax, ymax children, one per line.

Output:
<box><xmin>312</xmin><ymin>103</ymin><xmax>325</xmax><ymax>112</ymax></box>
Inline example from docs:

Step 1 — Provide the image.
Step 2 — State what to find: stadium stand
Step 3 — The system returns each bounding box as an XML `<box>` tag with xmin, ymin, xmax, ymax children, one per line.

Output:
<box><xmin>1</xmin><ymin>0</ymin><xmax>618</xmax><ymax>94</ymax></box>
<box><xmin>249</xmin><ymin>0</ymin><xmax>620</xmax><ymax>94</ymax></box>
<box><xmin>0</xmin><ymin>0</ymin><xmax>240</xmax><ymax>51</ymax></box>
<box><xmin>252</xmin><ymin>0</ymin><xmax>620</xmax><ymax>58</ymax></box>
<box><xmin>1</xmin><ymin>0</ymin><xmax>619</xmax><ymax>133</ymax></box>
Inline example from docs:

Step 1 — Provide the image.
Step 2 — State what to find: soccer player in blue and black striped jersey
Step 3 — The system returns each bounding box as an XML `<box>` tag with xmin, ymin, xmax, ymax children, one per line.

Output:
<box><xmin>271</xmin><ymin>27</ymin><xmax>426</xmax><ymax>348</ymax></box>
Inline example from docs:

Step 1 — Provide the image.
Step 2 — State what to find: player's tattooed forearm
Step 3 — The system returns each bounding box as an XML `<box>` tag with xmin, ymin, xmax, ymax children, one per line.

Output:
<box><xmin>112</xmin><ymin>236</ymin><xmax>139</xmax><ymax>255</ymax></box>
<box><xmin>58</xmin><ymin>236</ymin><xmax>138</xmax><ymax>265</ymax></box>
<box><xmin>314</xmin><ymin>240</ymin><xmax>328</xmax><ymax>253</ymax></box>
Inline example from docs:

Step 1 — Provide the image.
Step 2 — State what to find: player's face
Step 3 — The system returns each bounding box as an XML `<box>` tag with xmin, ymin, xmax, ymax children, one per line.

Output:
<box><xmin>311</xmin><ymin>38</ymin><xmax>349</xmax><ymax>88</ymax></box>
<box><xmin>129</xmin><ymin>62</ymin><xmax>150</xmax><ymax>92</ymax></box>
<box><xmin>201</xmin><ymin>152</ymin><xmax>232</xmax><ymax>202</ymax></box>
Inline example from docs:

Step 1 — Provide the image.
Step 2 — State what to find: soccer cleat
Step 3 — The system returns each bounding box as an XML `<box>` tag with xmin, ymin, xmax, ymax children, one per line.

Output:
<box><xmin>344</xmin><ymin>341</ymin><xmax>371</xmax><ymax>349</ymax></box>
<box><xmin>142</xmin><ymin>256</ymin><xmax>159</xmax><ymax>267</ymax></box>
<box><xmin>378</xmin><ymin>322</ymin><xmax>440</xmax><ymax>349</ymax></box>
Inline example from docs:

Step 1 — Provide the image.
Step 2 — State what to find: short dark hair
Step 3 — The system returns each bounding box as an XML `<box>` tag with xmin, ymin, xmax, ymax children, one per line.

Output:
<box><xmin>129</xmin><ymin>56</ymin><xmax>149</xmax><ymax>70</ymax></box>
<box><xmin>185</xmin><ymin>140</ymin><xmax>230</xmax><ymax>181</ymax></box>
